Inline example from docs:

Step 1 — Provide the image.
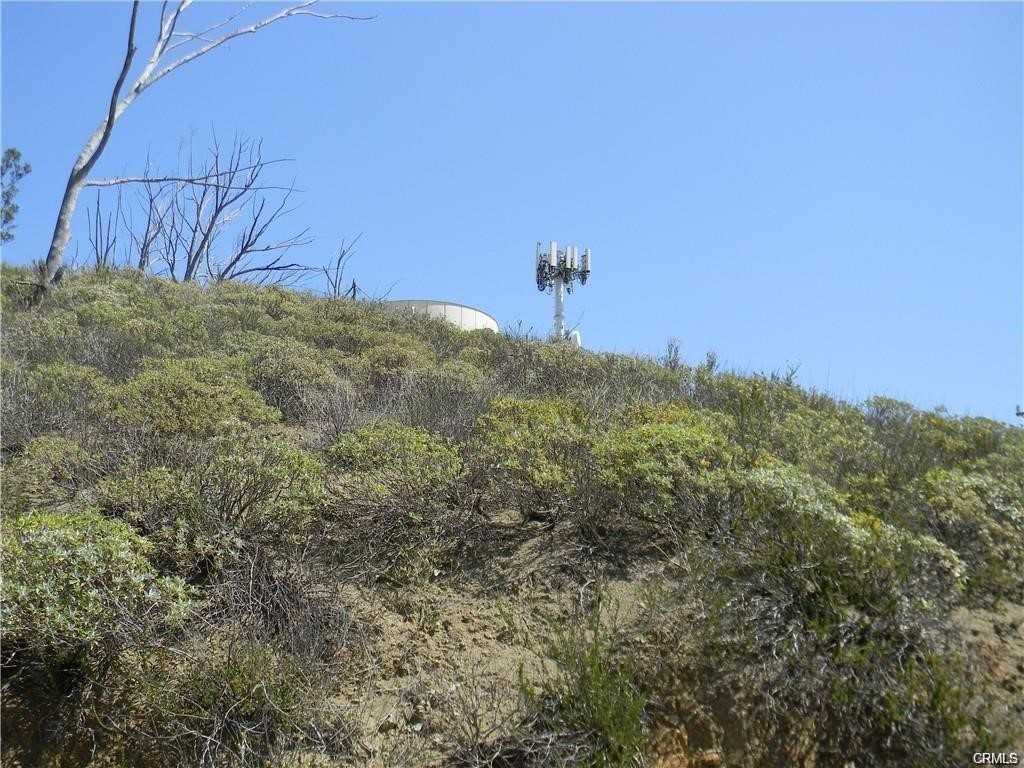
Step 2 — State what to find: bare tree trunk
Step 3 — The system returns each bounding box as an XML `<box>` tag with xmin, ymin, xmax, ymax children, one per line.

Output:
<box><xmin>44</xmin><ymin>0</ymin><xmax>139</xmax><ymax>285</ymax></box>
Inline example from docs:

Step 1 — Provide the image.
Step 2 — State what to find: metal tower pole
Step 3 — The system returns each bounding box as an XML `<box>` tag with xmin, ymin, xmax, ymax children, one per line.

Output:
<box><xmin>536</xmin><ymin>239</ymin><xmax>588</xmax><ymax>345</ymax></box>
<box><xmin>553</xmin><ymin>273</ymin><xmax>565</xmax><ymax>341</ymax></box>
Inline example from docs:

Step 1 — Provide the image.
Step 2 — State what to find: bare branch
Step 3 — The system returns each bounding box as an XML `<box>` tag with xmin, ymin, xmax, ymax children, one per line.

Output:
<box><xmin>86</xmin><ymin>188</ymin><xmax>124</xmax><ymax>270</ymax></box>
<box><xmin>322</xmin><ymin>233</ymin><xmax>361</xmax><ymax>298</ymax></box>
<box><xmin>85</xmin><ymin>1</ymin><xmax>140</xmax><ymax>182</ymax></box>
<box><xmin>164</xmin><ymin>4</ymin><xmax>251</xmax><ymax>54</ymax></box>
<box><xmin>140</xmin><ymin>3</ymin><xmax>373</xmax><ymax>96</ymax></box>
<box><xmin>84</xmin><ymin>176</ymin><xmax>299</xmax><ymax>193</ymax></box>
<box><xmin>93</xmin><ymin>132</ymin><xmax>315</xmax><ymax>287</ymax></box>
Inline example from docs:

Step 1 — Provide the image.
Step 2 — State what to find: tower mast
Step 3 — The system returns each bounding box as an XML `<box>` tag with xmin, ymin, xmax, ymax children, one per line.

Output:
<box><xmin>536</xmin><ymin>241</ymin><xmax>591</xmax><ymax>345</ymax></box>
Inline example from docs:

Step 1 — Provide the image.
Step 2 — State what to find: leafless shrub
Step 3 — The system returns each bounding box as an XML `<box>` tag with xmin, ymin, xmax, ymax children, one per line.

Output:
<box><xmin>327</xmin><ymin>489</ymin><xmax>482</xmax><ymax>587</ymax></box>
<box><xmin>428</xmin><ymin>673</ymin><xmax>523</xmax><ymax>760</ymax></box>
<box><xmin>304</xmin><ymin>379</ymin><xmax>376</xmax><ymax>446</ymax></box>
<box><xmin>449</xmin><ymin>727</ymin><xmax>605</xmax><ymax>768</ymax></box>
<box><xmin>99</xmin><ymin>626</ymin><xmax>357</xmax><ymax>768</ymax></box>
<box><xmin>85</xmin><ymin>188</ymin><xmax>124</xmax><ymax>271</ymax></box>
<box><xmin>379</xmin><ymin>363</ymin><xmax>500</xmax><ymax>443</ymax></box>
<box><xmin>322</xmin><ymin>233</ymin><xmax>361</xmax><ymax>298</ymax></box>
<box><xmin>208</xmin><ymin>546</ymin><xmax>354</xmax><ymax>662</ymax></box>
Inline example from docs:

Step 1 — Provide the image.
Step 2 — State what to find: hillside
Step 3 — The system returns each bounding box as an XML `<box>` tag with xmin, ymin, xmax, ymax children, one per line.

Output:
<box><xmin>1</xmin><ymin>266</ymin><xmax>1022</xmax><ymax>767</ymax></box>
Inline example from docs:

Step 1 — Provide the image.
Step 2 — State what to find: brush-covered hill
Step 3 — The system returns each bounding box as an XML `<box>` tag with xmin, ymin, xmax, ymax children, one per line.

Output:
<box><xmin>2</xmin><ymin>266</ymin><xmax>1022</xmax><ymax>767</ymax></box>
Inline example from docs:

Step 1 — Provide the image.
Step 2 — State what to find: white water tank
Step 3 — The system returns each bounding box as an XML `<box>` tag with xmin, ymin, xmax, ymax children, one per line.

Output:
<box><xmin>385</xmin><ymin>299</ymin><xmax>499</xmax><ymax>333</ymax></box>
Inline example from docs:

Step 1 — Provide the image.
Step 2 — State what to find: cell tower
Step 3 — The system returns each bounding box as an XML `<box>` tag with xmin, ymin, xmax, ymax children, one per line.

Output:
<box><xmin>535</xmin><ymin>241</ymin><xmax>591</xmax><ymax>346</ymax></box>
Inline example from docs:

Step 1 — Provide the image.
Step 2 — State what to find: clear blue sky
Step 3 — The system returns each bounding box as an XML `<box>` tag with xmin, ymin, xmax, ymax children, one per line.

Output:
<box><xmin>2</xmin><ymin>2</ymin><xmax>1021</xmax><ymax>421</ymax></box>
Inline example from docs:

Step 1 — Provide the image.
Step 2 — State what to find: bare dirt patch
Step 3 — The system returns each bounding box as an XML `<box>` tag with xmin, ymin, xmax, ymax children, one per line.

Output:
<box><xmin>955</xmin><ymin>601</ymin><xmax>1024</xmax><ymax>751</ymax></box>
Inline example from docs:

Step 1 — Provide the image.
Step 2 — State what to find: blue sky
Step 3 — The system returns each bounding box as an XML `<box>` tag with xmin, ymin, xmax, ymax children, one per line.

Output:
<box><xmin>2</xmin><ymin>2</ymin><xmax>1021</xmax><ymax>421</ymax></box>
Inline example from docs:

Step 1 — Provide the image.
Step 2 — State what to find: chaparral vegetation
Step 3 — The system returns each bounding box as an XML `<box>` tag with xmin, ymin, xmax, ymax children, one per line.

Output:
<box><xmin>1</xmin><ymin>265</ymin><xmax>1022</xmax><ymax>767</ymax></box>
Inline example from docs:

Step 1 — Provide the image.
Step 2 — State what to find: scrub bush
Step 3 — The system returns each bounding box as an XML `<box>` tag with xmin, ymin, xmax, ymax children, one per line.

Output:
<box><xmin>108</xmin><ymin>357</ymin><xmax>279</xmax><ymax>449</ymax></box>
<box><xmin>222</xmin><ymin>331</ymin><xmax>343</xmax><ymax>420</ymax></box>
<box><xmin>1</xmin><ymin>436</ymin><xmax>96</xmax><ymax>512</ymax></box>
<box><xmin>911</xmin><ymin>467</ymin><xmax>1024</xmax><ymax>601</ymax></box>
<box><xmin>113</xmin><ymin>633</ymin><xmax>353</xmax><ymax>768</ymax></box>
<box><xmin>1</xmin><ymin>361</ymin><xmax>109</xmax><ymax>451</ymax></box>
<box><xmin>348</xmin><ymin>338</ymin><xmax>434</xmax><ymax>396</ymax></box>
<box><xmin>520</xmin><ymin>596</ymin><xmax>646</xmax><ymax>768</ymax></box>
<box><xmin>470</xmin><ymin>596</ymin><xmax>646</xmax><ymax>768</ymax></box>
<box><xmin>0</xmin><ymin>309</ymin><xmax>83</xmax><ymax>364</ymax></box>
<box><xmin>471</xmin><ymin>398</ymin><xmax>591</xmax><ymax>520</ymax></box>
<box><xmin>590</xmin><ymin>403</ymin><xmax>736</xmax><ymax>538</ymax></box>
<box><xmin>74</xmin><ymin>295</ymin><xmax>179</xmax><ymax>377</ymax></box>
<box><xmin>382</xmin><ymin>359</ymin><xmax>495</xmax><ymax>441</ymax></box>
<box><xmin>461</xmin><ymin>339</ymin><xmax>679</xmax><ymax>412</ymax></box>
<box><xmin>862</xmin><ymin>397</ymin><xmax>1008</xmax><ymax>487</ymax></box>
<box><xmin>328</xmin><ymin>421</ymin><xmax>462</xmax><ymax>510</ymax></box>
<box><xmin>100</xmin><ymin>423</ymin><xmax>326</xmax><ymax>581</ymax></box>
<box><xmin>0</xmin><ymin>508</ymin><xmax>189</xmax><ymax>676</ymax></box>
<box><xmin>641</xmin><ymin>464</ymin><xmax>979</xmax><ymax>767</ymax></box>
<box><xmin>682</xmin><ymin>368</ymin><xmax>809</xmax><ymax>457</ymax></box>
<box><xmin>772</xmin><ymin>401</ymin><xmax>882</xmax><ymax>488</ymax></box>
<box><xmin>327</xmin><ymin>422</ymin><xmax>465</xmax><ymax>581</ymax></box>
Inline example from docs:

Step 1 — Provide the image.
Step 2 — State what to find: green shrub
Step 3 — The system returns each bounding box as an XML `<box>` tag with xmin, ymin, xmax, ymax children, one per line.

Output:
<box><xmin>202</xmin><ymin>424</ymin><xmax>327</xmax><ymax>533</ymax></box>
<box><xmin>472</xmin><ymin>398</ymin><xmax>591</xmax><ymax>520</ymax></box>
<box><xmin>912</xmin><ymin>468</ymin><xmax>1024</xmax><ymax>601</ymax></box>
<box><xmin>644</xmin><ymin>464</ymin><xmax>978</xmax><ymax>766</ymax></box>
<box><xmin>591</xmin><ymin>403</ymin><xmax>736</xmax><ymax>536</ymax></box>
<box><xmin>0</xmin><ymin>309</ymin><xmax>83</xmax><ymax>364</ymax></box>
<box><xmin>348</xmin><ymin>338</ymin><xmax>433</xmax><ymax>396</ymax></box>
<box><xmin>772</xmin><ymin>401</ymin><xmax>882</xmax><ymax>488</ymax></box>
<box><xmin>222</xmin><ymin>331</ymin><xmax>342</xmax><ymax>420</ymax></box>
<box><xmin>0</xmin><ymin>508</ymin><xmax>189</xmax><ymax>673</ymax></box>
<box><xmin>204</xmin><ymin>293</ymin><xmax>280</xmax><ymax>338</ymax></box>
<box><xmin>328</xmin><ymin>421</ymin><xmax>462</xmax><ymax>509</ymax></box>
<box><xmin>277</xmin><ymin>315</ymin><xmax>381</xmax><ymax>354</ymax></box>
<box><xmin>0</xmin><ymin>264</ymin><xmax>45</xmax><ymax>309</ymax></box>
<box><xmin>862</xmin><ymin>397</ymin><xmax>1009</xmax><ymax>488</ymax></box>
<box><xmin>101</xmin><ymin>423</ymin><xmax>326</xmax><ymax>580</ymax></box>
<box><xmin>517</xmin><ymin>595</ymin><xmax>645</xmax><ymax>768</ymax></box>
<box><xmin>327</xmin><ymin>422</ymin><xmax>465</xmax><ymax>581</ymax></box>
<box><xmin>74</xmin><ymin>296</ymin><xmax>178</xmax><ymax>377</ymax></box>
<box><xmin>109</xmin><ymin>357</ymin><xmax>279</xmax><ymax>446</ymax></box>
<box><xmin>528</xmin><ymin>344</ymin><xmax>679</xmax><ymax>407</ymax></box>
<box><xmin>462</xmin><ymin>340</ymin><xmax>680</xmax><ymax>410</ymax></box>
<box><xmin>738</xmin><ymin>465</ymin><xmax>965</xmax><ymax>619</ymax></box>
<box><xmin>682</xmin><ymin>368</ymin><xmax>809</xmax><ymax>457</ymax></box>
<box><xmin>1</xmin><ymin>361</ymin><xmax>109</xmax><ymax>450</ymax></box>
<box><xmin>1</xmin><ymin>436</ymin><xmax>95</xmax><ymax>513</ymax></box>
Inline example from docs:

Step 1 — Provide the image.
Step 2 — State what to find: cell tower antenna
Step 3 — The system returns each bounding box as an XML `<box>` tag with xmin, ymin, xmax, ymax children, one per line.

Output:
<box><xmin>535</xmin><ymin>241</ymin><xmax>591</xmax><ymax>346</ymax></box>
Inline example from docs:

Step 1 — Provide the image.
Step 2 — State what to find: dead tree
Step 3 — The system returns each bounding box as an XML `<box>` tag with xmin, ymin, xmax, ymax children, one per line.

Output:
<box><xmin>41</xmin><ymin>0</ymin><xmax>369</xmax><ymax>289</ymax></box>
<box><xmin>86</xmin><ymin>133</ymin><xmax>312</xmax><ymax>286</ymax></box>
<box><xmin>85</xmin><ymin>188</ymin><xmax>122</xmax><ymax>270</ymax></box>
<box><xmin>322</xmin><ymin>234</ymin><xmax>362</xmax><ymax>298</ymax></box>
<box><xmin>119</xmin><ymin>155</ymin><xmax>170</xmax><ymax>272</ymax></box>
